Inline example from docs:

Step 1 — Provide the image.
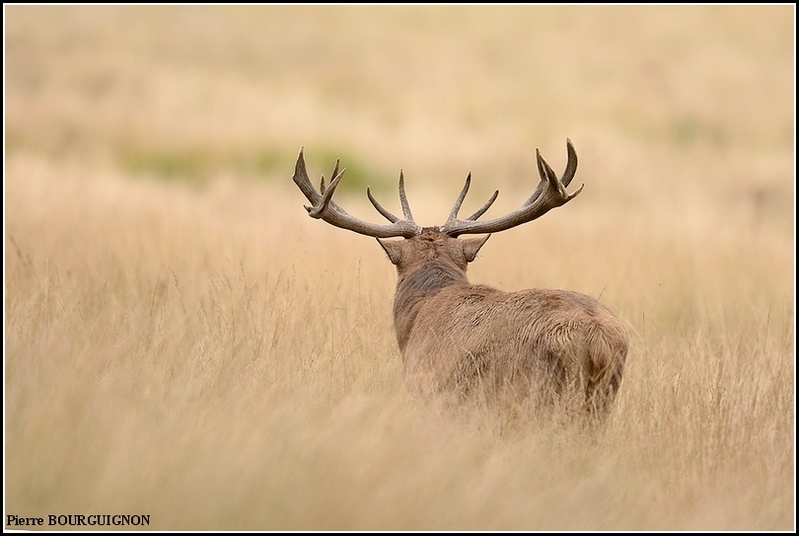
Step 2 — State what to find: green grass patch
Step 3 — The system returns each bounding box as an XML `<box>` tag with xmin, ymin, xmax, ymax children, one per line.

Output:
<box><xmin>119</xmin><ymin>146</ymin><xmax>213</xmax><ymax>184</ymax></box>
<box><xmin>304</xmin><ymin>146</ymin><xmax>393</xmax><ymax>196</ymax></box>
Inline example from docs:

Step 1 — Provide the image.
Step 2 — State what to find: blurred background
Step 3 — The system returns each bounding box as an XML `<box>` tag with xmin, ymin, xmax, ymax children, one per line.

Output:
<box><xmin>4</xmin><ymin>5</ymin><xmax>795</xmax><ymax>531</ymax></box>
<box><xmin>6</xmin><ymin>5</ymin><xmax>793</xmax><ymax>213</ymax></box>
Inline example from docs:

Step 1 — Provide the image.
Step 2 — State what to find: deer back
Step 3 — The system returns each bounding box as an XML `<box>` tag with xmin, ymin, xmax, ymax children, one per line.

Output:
<box><xmin>380</xmin><ymin>230</ymin><xmax>628</xmax><ymax>414</ymax></box>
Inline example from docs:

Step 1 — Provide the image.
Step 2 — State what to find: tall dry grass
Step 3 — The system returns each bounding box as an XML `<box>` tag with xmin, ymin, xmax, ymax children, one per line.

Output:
<box><xmin>5</xmin><ymin>5</ymin><xmax>795</xmax><ymax>530</ymax></box>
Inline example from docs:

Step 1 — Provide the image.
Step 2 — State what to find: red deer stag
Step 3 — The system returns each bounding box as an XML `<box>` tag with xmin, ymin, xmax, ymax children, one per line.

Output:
<box><xmin>292</xmin><ymin>140</ymin><xmax>628</xmax><ymax>418</ymax></box>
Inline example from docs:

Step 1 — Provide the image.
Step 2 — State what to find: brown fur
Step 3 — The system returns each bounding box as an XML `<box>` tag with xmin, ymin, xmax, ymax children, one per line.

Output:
<box><xmin>379</xmin><ymin>228</ymin><xmax>628</xmax><ymax>418</ymax></box>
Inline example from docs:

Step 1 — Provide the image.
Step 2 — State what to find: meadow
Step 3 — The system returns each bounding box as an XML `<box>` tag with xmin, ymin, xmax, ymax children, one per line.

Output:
<box><xmin>5</xmin><ymin>5</ymin><xmax>795</xmax><ymax>530</ymax></box>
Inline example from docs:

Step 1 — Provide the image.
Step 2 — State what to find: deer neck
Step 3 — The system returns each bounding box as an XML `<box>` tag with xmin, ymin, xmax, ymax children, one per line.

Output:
<box><xmin>392</xmin><ymin>260</ymin><xmax>469</xmax><ymax>352</ymax></box>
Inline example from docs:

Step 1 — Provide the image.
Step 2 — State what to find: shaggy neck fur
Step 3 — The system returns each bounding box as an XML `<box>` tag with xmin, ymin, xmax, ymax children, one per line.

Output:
<box><xmin>393</xmin><ymin>259</ymin><xmax>469</xmax><ymax>352</ymax></box>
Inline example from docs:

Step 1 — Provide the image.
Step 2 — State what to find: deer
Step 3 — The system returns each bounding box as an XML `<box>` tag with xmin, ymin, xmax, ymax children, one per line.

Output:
<box><xmin>292</xmin><ymin>139</ymin><xmax>628</xmax><ymax>419</ymax></box>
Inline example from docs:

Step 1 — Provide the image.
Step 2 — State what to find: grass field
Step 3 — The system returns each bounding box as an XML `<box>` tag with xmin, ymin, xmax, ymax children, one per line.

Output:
<box><xmin>5</xmin><ymin>5</ymin><xmax>795</xmax><ymax>531</ymax></box>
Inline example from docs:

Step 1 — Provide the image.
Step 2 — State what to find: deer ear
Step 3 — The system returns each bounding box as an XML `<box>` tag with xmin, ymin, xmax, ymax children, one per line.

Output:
<box><xmin>377</xmin><ymin>238</ymin><xmax>405</xmax><ymax>265</ymax></box>
<box><xmin>461</xmin><ymin>234</ymin><xmax>491</xmax><ymax>262</ymax></box>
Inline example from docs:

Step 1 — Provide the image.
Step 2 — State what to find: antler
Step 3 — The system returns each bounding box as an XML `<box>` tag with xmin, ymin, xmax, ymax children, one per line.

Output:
<box><xmin>439</xmin><ymin>138</ymin><xmax>584</xmax><ymax>237</ymax></box>
<box><xmin>293</xmin><ymin>147</ymin><xmax>423</xmax><ymax>238</ymax></box>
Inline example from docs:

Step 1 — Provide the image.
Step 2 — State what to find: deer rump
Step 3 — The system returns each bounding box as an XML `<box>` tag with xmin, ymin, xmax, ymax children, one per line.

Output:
<box><xmin>400</xmin><ymin>284</ymin><xmax>628</xmax><ymax>412</ymax></box>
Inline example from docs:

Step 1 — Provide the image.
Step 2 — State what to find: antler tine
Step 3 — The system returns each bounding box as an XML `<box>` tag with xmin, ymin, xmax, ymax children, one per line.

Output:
<box><xmin>293</xmin><ymin>146</ymin><xmax>317</xmax><ymax>210</ymax></box>
<box><xmin>447</xmin><ymin>173</ymin><xmax>472</xmax><ymax>222</ymax></box>
<box><xmin>520</xmin><ymin>138</ymin><xmax>578</xmax><ymax>206</ymax></box>
<box><xmin>398</xmin><ymin>170</ymin><xmax>415</xmax><ymax>222</ymax></box>
<box><xmin>367</xmin><ymin>169</ymin><xmax>420</xmax><ymax>224</ymax></box>
<box><xmin>445</xmin><ymin>173</ymin><xmax>500</xmax><ymax>222</ymax></box>
<box><xmin>292</xmin><ymin>147</ymin><xmax>422</xmax><ymax>239</ymax></box>
<box><xmin>308</xmin><ymin>165</ymin><xmax>347</xmax><ymax>219</ymax></box>
<box><xmin>466</xmin><ymin>189</ymin><xmax>499</xmax><ymax>221</ymax></box>
<box><xmin>535</xmin><ymin>143</ymin><xmax>583</xmax><ymax>201</ymax></box>
<box><xmin>439</xmin><ymin>139</ymin><xmax>584</xmax><ymax>237</ymax></box>
<box><xmin>367</xmin><ymin>187</ymin><xmax>399</xmax><ymax>223</ymax></box>
<box><xmin>562</xmin><ymin>137</ymin><xmax>578</xmax><ymax>188</ymax></box>
<box><xmin>320</xmin><ymin>158</ymin><xmax>340</xmax><ymax>195</ymax></box>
